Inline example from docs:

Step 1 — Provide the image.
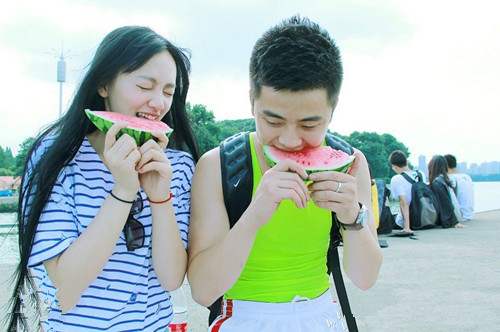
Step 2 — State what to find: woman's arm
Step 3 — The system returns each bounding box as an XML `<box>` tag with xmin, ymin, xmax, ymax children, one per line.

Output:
<box><xmin>44</xmin><ymin>124</ymin><xmax>141</xmax><ymax>313</ymax></box>
<box><xmin>43</xmin><ymin>193</ymin><xmax>134</xmax><ymax>313</ymax></box>
<box><xmin>150</xmin><ymin>195</ymin><xmax>189</xmax><ymax>291</ymax></box>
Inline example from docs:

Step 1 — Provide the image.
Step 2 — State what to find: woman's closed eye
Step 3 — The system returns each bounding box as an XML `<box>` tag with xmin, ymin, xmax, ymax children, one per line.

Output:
<box><xmin>163</xmin><ymin>90</ymin><xmax>174</xmax><ymax>97</ymax></box>
<box><xmin>137</xmin><ymin>85</ymin><xmax>153</xmax><ymax>90</ymax></box>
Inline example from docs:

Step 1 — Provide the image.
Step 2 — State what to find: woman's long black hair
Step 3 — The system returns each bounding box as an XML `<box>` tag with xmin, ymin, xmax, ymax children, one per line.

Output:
<box><xmin>428</xmin><ymin>155</ymin><xmax>452</xmax><ymax>188</ymax></box>
<box><xmin>6</xmin><ymin>26</ymin><xmax>199</xmax><ymax>331</ymax></box>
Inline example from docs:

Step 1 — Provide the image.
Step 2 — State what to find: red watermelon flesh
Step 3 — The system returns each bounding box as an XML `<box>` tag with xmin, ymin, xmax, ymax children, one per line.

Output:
<box><xmin>263</xmin><ymin>145</ymin><xmax>355</xmax><ymax>174</ymax></box>
<box><xmin>85</xmin><ymin>109</ymin><xmax>173</xmax><ymax>146</ymax></box>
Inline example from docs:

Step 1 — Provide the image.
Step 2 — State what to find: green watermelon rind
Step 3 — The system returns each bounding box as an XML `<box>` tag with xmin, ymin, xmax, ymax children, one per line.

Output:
<box><xmin>85</xmin><ymin>109</ymin><xmax>173</xmax><ymax>146</ymax></box>
<box><xmin>263</xmin><ymin>145</ymin><xmax>355</xmax><ymax>175</ymax></box>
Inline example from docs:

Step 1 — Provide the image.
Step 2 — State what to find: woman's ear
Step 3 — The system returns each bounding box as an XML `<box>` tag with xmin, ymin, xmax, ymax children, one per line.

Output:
<box><xmin>98</xmin><ymin>85</ymin><xmax>108</xmax><ymax>98</ymax></box>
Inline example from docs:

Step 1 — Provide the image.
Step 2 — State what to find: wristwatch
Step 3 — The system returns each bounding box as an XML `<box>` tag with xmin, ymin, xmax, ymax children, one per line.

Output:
<box><xmin>340</xmin><ymin>203</ymin><xmax>368</xmax><ymax>231</ymax></box>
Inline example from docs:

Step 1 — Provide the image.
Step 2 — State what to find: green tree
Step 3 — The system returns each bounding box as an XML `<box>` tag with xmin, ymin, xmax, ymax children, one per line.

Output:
<box><xmin>0</xmin><ymin>146</ymin><xmax>15</xmax><ymax>174</ymax></box>
<box><xmin>217</xmin><ymin>118</ymin><xmax>255</xmax><ymax>141</ymax></box>
<box><xmin>187</xmin><ymin>103</ymin><xmax>221</xmax><ymax>155</ymax></box>
<box><xmin>0</xmin><ymin>168</ymin><xmax>14</xmax><ymax>176</ymax></box>
<box><xmin>380</xmin><ymin>133</ymin><xmax>410</xmax><ymax>159</ymax></box>
<box><xmin>15</xmin><ymin>137</ymin><xmax>36</xmax><ymax>176</ymax></box>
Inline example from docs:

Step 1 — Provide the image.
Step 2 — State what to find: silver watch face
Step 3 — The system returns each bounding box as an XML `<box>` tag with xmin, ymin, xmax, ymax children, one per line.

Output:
<box><xmin>343</xmin><ymin>203</ymin><xmax>368</xmax><ymax>231</ymax></box>
<box><xmin>357</xmin><ymin>204</ymin><xmax>368</xmax><ymax>227</ymax></box>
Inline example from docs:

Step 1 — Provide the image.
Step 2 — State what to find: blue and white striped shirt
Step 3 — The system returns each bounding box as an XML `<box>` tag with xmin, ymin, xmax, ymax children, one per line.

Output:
<box><xmin>27</xmin><ymin>137</ymin><xmax>195</xmax><ymax>331</ymax></box>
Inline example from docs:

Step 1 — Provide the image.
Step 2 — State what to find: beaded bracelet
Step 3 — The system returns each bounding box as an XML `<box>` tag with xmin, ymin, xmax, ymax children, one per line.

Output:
<box><xmin>147</xmin><ymin>191</ymin><xmax>173</xmax><ymax>204</ymax></box>
<box><xmin>109</xmin><ymin>191</ymin><xmax>135</xmax><ymax>204</ymax></box>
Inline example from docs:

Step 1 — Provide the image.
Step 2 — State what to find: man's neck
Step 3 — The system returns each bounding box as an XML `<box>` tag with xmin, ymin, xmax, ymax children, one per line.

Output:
<box><xmin>396</xmin><ymin>166</ymin><xmax>412</xmax><ymax>174</ymax></box>
<box><xmin>448</xmin><ymin>168</ymin><xmax>459</xmax><ymax>174</ymax></box>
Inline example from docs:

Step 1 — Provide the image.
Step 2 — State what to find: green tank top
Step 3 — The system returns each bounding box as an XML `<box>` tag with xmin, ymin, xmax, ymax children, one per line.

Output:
<box><xmin>224</xmin><ymin>134</ymin><xmax>331</xmax><ymax>302</ymax></box>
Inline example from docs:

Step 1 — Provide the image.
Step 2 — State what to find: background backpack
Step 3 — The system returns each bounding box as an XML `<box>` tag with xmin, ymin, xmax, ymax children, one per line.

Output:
<box><xmin>376</xmin><ymin>179</ymin><xmax>395</xmax><ymax>234</ymax></box>
<box><xmin>401</xmin><ymin>171</ymin><xmax>438</xmax><ymax>230</ymax></box>
<box><xmin>211</xmin><ymin>132</ymin><xmax>358</xmax><ymax>331</ymax></box>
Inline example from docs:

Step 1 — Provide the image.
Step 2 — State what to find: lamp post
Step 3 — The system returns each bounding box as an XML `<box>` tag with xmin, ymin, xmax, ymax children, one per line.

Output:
<box><xmin>56</xmin><ymin>47</ymin><xmax>66</xmax><ymax>118</ymax></box>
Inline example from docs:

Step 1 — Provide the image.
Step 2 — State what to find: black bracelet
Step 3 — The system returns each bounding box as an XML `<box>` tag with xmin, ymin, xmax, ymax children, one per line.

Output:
<box><xmin>110</xmin><ymin>191</ymin><xmax>135</xmax><ymax>204</ymax></box>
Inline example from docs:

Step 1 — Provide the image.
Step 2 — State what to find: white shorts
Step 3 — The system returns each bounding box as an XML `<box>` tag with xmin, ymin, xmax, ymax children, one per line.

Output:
<box><xmin>208</xmin><ymin>291</ymin><xmax>348</xmax><ymax>332</ymax></box>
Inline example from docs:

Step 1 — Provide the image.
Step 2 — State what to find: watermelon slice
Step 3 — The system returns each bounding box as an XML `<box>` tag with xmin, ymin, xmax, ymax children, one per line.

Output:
<box><xmin>85</xmin><ymin>109</ymin><xmax>173</xmax><ymax>146</ymax></box>
<box><xmin>263</xmin><ymin>145</ymin><xmax>355</xmax><ymax>174</ymax></box>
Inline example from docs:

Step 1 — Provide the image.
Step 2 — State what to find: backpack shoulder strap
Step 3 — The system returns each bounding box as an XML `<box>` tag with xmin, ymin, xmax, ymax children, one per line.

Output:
<box><xmin>401</xmin><ymin>171</ymin><xmax>416</xmax><ymax>184</ymax></box>
<box><xmin>325</xmin><ymin>133</ymin><xmax>354</xmax><ymax>154</ymax></box>
<box><xmin>415</xmin><ymin>170</ymin><xmax>424</xmax><ymax>182</ymax></box>
<box><xmin>209</xmin><ymin>132</ymin><xmax>253</xmax><ymax>325</ymax></box>
<box><xmin>325</xmin><ymin>134</ymin><xmax>358</xmax><ymax>332</ymax></box>
<box><xmin>219</xmin><ymin>132</ymin><xmax>253</xmax><ymax>228</ymax></box>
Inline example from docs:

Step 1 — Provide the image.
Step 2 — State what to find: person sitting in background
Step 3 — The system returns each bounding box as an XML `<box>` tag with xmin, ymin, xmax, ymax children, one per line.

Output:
<box><xmin>388</xmin><ymin>150</ymin><xmax>423</xmax><ymax>236</ymax></box>
<box><xmin>444</xmin><ymin>154</ymin><xmax>475</xmax><ymax>221</ymax></box>
<box><xmin>428</xmin><ymin>155</ymin><xmax>466</xmax><ymax>229</ymax></box>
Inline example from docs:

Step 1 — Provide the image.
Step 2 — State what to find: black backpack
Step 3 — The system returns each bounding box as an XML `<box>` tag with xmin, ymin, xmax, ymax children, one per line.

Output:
<box><xmin>401</xmin><ymin>171</ymin><xmax>438</xmax><ymax>230</ymax></box>
<box><xmin>209</xmin><ymin>132</ymin><xmax>358</xmax><ymax>331</ymax></box>
<box><xmin>376</xmin><ymin>179</ymin><xmax>395</xmax><ymax>234</ymax></box>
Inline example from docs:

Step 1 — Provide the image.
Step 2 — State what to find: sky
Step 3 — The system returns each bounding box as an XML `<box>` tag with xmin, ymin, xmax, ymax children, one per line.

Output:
<box><xmin>0</xmin><ymin>0</ymin><xmax>499</xmax><ymax>167</ymax></box>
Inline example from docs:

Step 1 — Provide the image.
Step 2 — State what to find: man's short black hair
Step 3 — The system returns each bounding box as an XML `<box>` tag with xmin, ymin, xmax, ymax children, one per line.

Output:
<box><xmin>389</xmin><ymin>150</ymin><xmax>408</xmax><ymax>168</ymax></box>
<box><xmin>249</xmin><ymin>15</ymin><xmax>343</xmax><ymax>106</ymax></box>
<box><xmin>444</xmin><ymin>154</ymin><xmax>457</xmax><ymax>168</ymax></box>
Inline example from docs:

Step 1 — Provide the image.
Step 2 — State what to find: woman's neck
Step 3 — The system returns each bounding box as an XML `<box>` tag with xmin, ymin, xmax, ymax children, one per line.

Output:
<box><xmin>86</xmin><ymin>130</ymin><xmax>106</xmax><ymax>156</ymax></box>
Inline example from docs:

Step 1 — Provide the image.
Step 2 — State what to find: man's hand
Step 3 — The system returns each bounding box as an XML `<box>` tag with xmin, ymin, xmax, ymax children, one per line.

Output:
<box><xmin>246</xmin><ymin>159</ymin><xmax>310</xmax><ymax>229</ymax></box>
<box><xmin>308</xmin><ymin>150</ymin><xmax>363</xmax><ymax>224</ymax></box>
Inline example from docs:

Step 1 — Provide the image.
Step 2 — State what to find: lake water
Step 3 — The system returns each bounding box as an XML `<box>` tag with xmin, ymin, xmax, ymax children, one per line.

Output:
<box><xmin>1</xmin><ymin>181</ymin><xmax>499</xmax><ymax>265</ymax></box>
<box><xmin>473</xmin><ymin>181</ymin><xmax>500</xmax><ymax>213</ymax></box>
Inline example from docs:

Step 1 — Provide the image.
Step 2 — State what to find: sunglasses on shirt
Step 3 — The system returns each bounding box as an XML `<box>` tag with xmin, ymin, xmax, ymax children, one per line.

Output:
<box><xmin>124</xmin><ymin>192</ymin><xmax>145</xmax><ymax>251</ymax></box>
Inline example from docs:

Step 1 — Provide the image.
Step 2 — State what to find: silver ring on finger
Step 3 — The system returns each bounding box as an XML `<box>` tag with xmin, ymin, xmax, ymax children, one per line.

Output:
<box><xmin>335</xmin><ymin>181</ymin><xmax>342</xmax><ymax>193</ymax></box>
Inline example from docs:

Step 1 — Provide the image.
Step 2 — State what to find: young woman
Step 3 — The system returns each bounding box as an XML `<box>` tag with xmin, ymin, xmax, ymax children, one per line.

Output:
<box><xmin>7</xmin><ymin>26</ymin><xmax>199</xmax><ymax>331</ymax></box>
<box><xmin>428</xmin><ymin>155</ymin><xmax>465</xmax><ymax>229</ymax></box>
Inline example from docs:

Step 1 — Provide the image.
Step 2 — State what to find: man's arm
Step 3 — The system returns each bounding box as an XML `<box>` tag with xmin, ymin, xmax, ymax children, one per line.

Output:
<box><xmin>340</xmin><ymin>150</ymin><xmax>382</xmax><ymax>290</ymax></box>
<box><xmin>398</xmin><ymin>195</ymin><xmax>411</xmax><ymax>231</ymax></box>
<box><xmin>308</xmin><ymin>149</ymin><xmax>382</xmax><ymax>290</ymax></box>
<box><xmin>187</xmin><ymin>148</ymin><xmax>258</xmax><ymax>307</ymax></box>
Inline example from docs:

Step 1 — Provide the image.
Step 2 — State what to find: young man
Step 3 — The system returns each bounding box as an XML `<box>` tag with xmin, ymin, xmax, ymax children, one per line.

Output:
<box><xmin>388</xmin><ymin>150</ymin><xmax>426</xmax><ymax>235</ymax></box>
<box><xmin>444</xmin><ymin>154</ymin><xmax>475</xmax><ymax>221</ymax></box>
<box><xmin>187</xmin><ymin>16</ymin><xmax>382</xmax><ymax>332</ymax></box>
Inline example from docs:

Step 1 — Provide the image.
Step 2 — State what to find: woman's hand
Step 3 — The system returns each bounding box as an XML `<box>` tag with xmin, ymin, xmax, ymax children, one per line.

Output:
<box><xmin>136</xmin><ymin>131</ymin><xmax>173</xmax><ymax>201</ymax></box>
<box><xmin>102</xmin><ymin>122</ymin><xmax>141</xmax><ymax>197</ymax></box>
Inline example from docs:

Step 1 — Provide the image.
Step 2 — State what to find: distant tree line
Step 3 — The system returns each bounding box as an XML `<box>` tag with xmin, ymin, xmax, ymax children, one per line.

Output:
<box><xmin>0</xmin><ymin>137</ymin><xmax>35</xmax><ymax>176</ymax></box>
<box><xmin>187</xmin><ymin>103</ymin><xmax>408</xmax><ymax>182</ymax></box>
<box><xmin>0</xmin><ymin>103</ymin><xmax>411</xmax><ymax>182</ymax></box>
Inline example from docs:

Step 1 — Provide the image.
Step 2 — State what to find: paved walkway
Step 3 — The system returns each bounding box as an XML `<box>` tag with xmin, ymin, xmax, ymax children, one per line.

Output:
<box><xmin>2</xmin><ymin>210</ymin><xmax>499</xmax><ymax>331</ymax></box>
<box><xmin>345</xmin><ymin>209</ymin><xmax>500</xmax><ymax>331</ymax></box>
<box><xmin>182</xmin><ymin>209</ymin><xmax>500</xmax><ymax>331</ymax></box>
